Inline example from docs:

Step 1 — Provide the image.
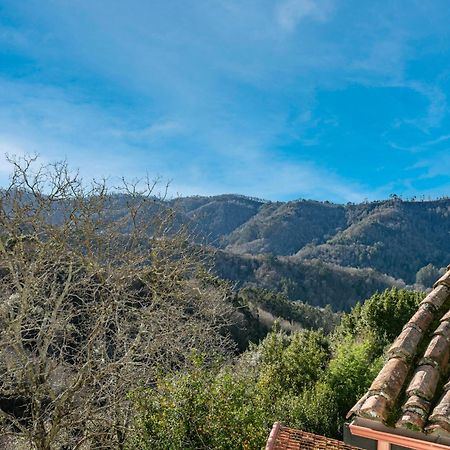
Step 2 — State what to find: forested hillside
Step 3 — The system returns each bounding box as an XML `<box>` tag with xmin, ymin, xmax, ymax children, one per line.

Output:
<box><xmin>132</xmin><ymin>288</ymin><xmax>427</xmax><ymax>449</ymax></box>
<box><xmin>9</xmin><ymin>189</ymin><xmax>442</xmax><ymax>310</ymax></box>
<box><xmin>167</xmin><ymin>195</ymin><xmax>450</xmax><ymax>309</ymax></box>
<box><xmin>295</xmin><ymin>198</ymin><xmax>450</xmax><ymax>283</ymax></box>
<box><xmin>213</xmin><ymin>251</ymin><xmax>403</xmax><ymax>311</ymax></box>
<box><xmin>222</xmin><ymin>200</ymin><xmax>346</xmax><ymax>255</ymax></box>
<box><xmin>86</xmin><ymin>194</ymin><xmax>450</xmax><ymax>310</ymax></box>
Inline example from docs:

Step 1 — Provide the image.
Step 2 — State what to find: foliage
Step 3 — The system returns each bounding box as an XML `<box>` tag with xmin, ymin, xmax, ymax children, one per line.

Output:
<box><xmin>69</xmin><ymin>192</ymin><xmax>450</xmax><ymax>311</ymax></box>
<box><xmin>238</xmin><ymin>286</ymin><xmax>339</xmax><ymax>334</ymax></box>
<box><xmin>167</xmin><ymin>195</ymin><xmax>450</xmax><ymax>309</ymax></box>
<box><xmin>130</xmin><ymin>354</ymin><xmax>267</xmax><ymax>450</ymax></box>
<box><xmin>131</xmin><ymin>287</ymin><xmax>419</xmax><ymax>448</ymax></box>
<box><xmin>215</xmin><ymin>251</ymin><xmax>403</xmax><ymax>311</ymax></box>
<box><xmin>256</xmin><ymin>329</ymin><xmax>331</xmax><ymax>395</ymax></box>
<box><xmin>337</xmin><ymin>288</ymin><xmax>425</xmax><ymax>350</ymax></box>
<box><xmin>222</xmin><ymin>200</ymin><xmax>346</xmax><ymax>256</ymax></box>
<box><xmin>0</xmin><ymin>158</ymin><xmax>436</xmax><ymax>449</ymax></box>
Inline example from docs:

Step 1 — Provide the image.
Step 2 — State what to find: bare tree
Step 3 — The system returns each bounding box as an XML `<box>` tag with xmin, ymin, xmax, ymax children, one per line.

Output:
<box><xmin>0</xmin><ymin>156</ymin><xmax>232</xmax><ymax>449</ymax></box>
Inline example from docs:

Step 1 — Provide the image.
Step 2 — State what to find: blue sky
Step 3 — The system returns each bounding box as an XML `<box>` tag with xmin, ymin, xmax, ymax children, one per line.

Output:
<box><xmin>0</xmin><ymin>0</ymin><xmax>450</xmax><ymax>202</ymax></box>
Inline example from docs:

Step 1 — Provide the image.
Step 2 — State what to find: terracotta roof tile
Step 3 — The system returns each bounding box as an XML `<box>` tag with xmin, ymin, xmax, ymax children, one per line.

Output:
<box><xmin>396</xmin><ymin>393</ymin><xmax>431</xmax><ymax>431</ymax></box>
<box><xmin>358</xmin><ymin>394</ymin><xmax>390</xmax><ymax>422</ymax></box>
<box><xmin>387</xmin><ymin>325</ymin><xmax>423</xmax><ymax>360</ymax></box>
<box><xmin>428</xmin><ymin>386</ymin><xmax>450</xmax><ymax>431</ymax></box>
<box><xmin>406</xmin><ymin>364</ymin><xmax>440</xmax><ymax>401</ymax></box>
<box><xmin>435</xmin><ymin>319</ymin><xmax>450</xmax><ymax>338</ymax></box>
<box><xmin>348</xmin><ymin>266</ymin><xmax>450</xmax><ymax>439</ymax></box>
<box><xmin>407</xmin><ymin>303</ymin><xmax>435</xmax><ymax>331</ymax></box>
<box><xmin>426</xmin><ymin>422</ymin><xmax>450</xmax><ymax>437</ymax></box>
<box><xmin>266</xmin><ymin>423</ymin><xmax>362</xmax><ymax>450</ymax></box>
<box><xmin>401</xmin><ymin>394</ymin><xmax>431</xmax><ymax>419</ymax></box>
<box><xmin>421</xmin><ymin>335</ymin><xmax>450</xmax><ymax>370</ymax></box>
<box><xmin>365</xmin><ymin>357</ymin><xmax>409</xmax><ymax>403</ymax></box>
<box><xmin>441</xmin><ymin>310</ymin><xmax>450</xmax><ymax>323</ymax></box>
<box><xmin>420</xmin><ymin>284</ymin><xmax>449</xmax><ymax>311</ymax></box>
<box><xmin>396</xmin><ymin>410</ymin><xmax>426</xmax><ymax>430</ymax></box>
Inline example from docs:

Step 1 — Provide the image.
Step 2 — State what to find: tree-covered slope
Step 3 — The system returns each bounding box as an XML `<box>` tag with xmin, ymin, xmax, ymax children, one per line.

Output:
<box><xmin>170</xmin><ymin>194</ymin><xmax>265</xmax><ymax>243</ymax></box>
<box><xmin>213</xmin><ymin>250</ymin><xmax>404</xmax><ymax>311</ymax></box>
<box><xmin>296</xmin><ymin>198</ymin><xmax>450</xmax><ymax>283</ymax></box>
<box><xmin>223</xmin><ymin>200</ymin><xmax>347</xmax><ymax>255</ymax></box>
<box><xmin>167</xmin><ymin>196</ymin><xmax>450</xmax><ymax>287</ymax></box>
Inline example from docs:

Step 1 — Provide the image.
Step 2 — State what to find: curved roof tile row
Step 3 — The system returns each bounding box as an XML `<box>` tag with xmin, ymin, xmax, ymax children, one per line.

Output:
<box><xmin>348</xmin><ymin>267</ymin><xmax>450</xmax><ymax>437</ymax></box>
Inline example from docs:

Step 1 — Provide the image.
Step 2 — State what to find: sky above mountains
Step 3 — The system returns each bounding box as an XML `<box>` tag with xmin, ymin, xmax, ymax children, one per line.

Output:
<box><xmin>0</xmin><ymin>0</ymin><xmax>450</xmax><ymax>202</ymax></box>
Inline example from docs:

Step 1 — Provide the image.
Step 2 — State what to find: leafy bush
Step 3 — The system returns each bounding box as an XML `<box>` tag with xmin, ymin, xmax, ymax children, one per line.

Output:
<box><xmin>130</xmin><ymin>354</ymin><xmax>267</xmax><ymax>450</ymax></box>
<box><xmin>131</xmin><ymin>288</ymin><xmax>420</xmax><ymax>448</ymax></box>
<box><xmin>337</xmin><ymin>288</ymin><xmax>424</xmax><ymax>350</ymax></box>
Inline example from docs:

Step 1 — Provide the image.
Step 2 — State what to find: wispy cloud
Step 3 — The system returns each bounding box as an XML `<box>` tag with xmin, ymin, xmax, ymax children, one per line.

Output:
<box><xmin>276</xmin><ymin>0</ymin><xmax>335</xmax><ymax>32</ymax></box>
<box><xmin>170</xmin><ymin>157</ymin><xmax>371</xmax><ymax>203</ymax></box>
<box><xmin>401</xmin><ymin>82</ymin><xmax>447</xmax><ymax>131</ymax></box>
<box><xmin>108</xmin><ymin>120</ymin><xmax>185</xmax><ymax>142</ymax></box>
<box><xmin>410</xmin><ymin>150</ymin><xmax>450</xmax><ymax>180</ymax></box>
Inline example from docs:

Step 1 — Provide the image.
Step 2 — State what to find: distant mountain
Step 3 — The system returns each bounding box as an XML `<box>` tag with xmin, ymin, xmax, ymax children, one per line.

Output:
<box><xmin>178</xmin><ymin>197</ymin><xmax>449</xmax><ymax>274</ymax></box>
<box><xmin>170</xmin><ymin>194</ymin><xmax>265</xmax><ymax>243</ymax></box>
<box><xmin>85</xmin><ymin>193</ymin><xmax>450</xmax><ymax>310</ymax></box>
<box><xmin>294</xmin><ymin>198</ymin><xmax>450</xmax><ymax>283</ymax></box>
<box><xmin>222</xmin><ymin>200</ymin><xmax>346</xmax><ymax>255</ymax></box>
<box><xmin>163</xmin><ymin>195</ymin><xmax>450</xmax><ymax>309</ymax></box>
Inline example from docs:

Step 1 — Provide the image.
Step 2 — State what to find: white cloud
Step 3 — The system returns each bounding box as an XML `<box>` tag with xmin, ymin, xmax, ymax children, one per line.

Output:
<box><xmin>401</xmin><ymin>82</ymin><xmax>447</xmax><ymax>131</ymax></box>
<box><xmin>410</xmin><ymin>151</ymin><xmax>450</xmax><ymax>180</ymax></box>
<box><xmin>235</xmin><ymin>159</ymin><xmax>372</xmax><ymax>202</ymax></box>
<box><xmin>1</xmin><ymin>0</ymin><xmax>449</xmax><ymax>203</ymax></box>
<box><xmin>109</xmin><ymin>120</ymin><xmax>185</xmax><ymax>142</ymax></box>
<box><xmin>276</xmin><ymin>0</ymin><xmax>334</xmax><ymax>32</ymax></box>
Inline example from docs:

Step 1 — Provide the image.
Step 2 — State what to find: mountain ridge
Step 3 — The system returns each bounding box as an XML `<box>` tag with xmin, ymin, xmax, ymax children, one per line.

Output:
<box><xmin>164</xmin><ymin>194</ymin><xmax>450</xmax><ymax>309</ymax></box>
<box><xmin>90</xmin><ymin>193</ymin><xmax>450</xmax><ymax>310</ymax></box>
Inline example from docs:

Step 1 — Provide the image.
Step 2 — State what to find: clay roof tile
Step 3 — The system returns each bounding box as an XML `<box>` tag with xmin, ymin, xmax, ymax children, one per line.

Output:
<box><xmin>441</xmin><ymin>310</ymin><xmax>450</xmax><ymax>323</ymax></box>
<box><xmin>358</xmin><ymin>394</ymin><xmax>390</xmax><ymax>422</ymax></box>
<box><xmin>367</xmin><ymin>357</ymin><xmax>409</xmax><ymax>403</ymax></box>
<box><xmin>420</xmin><ymin>284</ymin><xmax>450</xmax><ymax>311</ymax></box>
<box><xmin>420</xmin><ymin>335</ymin><xmax>450</xmax><ymax>371</ymax></box>
<box><xmin>429</xmin><ymin>389</ymin><xmax>450</xmax><ymax>430</ymax></box>
<box><xmin>396</xmin><ymin>410</ymin><xmax>426</xmax><ymax>431</ymax></box>
<box><xmin>407</xmin><ymin>304</ymin><xmax>435</xmax><ymax>332</ymax></box>
<box><xmin>406</xmin><ymin>364</ymin><xmax>440</xmax><ymax>401</ymax></box>
<box><xmin>388</xmin><ymin>325</ymin><xmax>423</xmax><ymax>361</ymax></box>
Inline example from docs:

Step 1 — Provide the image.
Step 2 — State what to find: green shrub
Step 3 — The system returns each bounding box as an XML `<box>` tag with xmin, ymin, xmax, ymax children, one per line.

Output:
<box><xmin>131</xmin><ymin>288</ymin><xmax>422</xmax><ymax>447</ymax></box>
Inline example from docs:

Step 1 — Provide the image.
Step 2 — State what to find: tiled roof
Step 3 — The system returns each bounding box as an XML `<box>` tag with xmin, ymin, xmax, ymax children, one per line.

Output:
<box><xmin>266</xmin><ymin>422</ymin><xmax>362</xmax><ymax>449</ymax></box>
<box><xmin>348</xmin><ymin>266</ymin><xmax>450</xmax><ymax>437</ymax></box>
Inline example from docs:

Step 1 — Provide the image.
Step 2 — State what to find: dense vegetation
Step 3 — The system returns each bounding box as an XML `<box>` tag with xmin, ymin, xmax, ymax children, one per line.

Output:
<box><xmin>0</xmin><ymin>158</ymin><xmax>234</xmax><ymax>449</ymax></box>
<box><xmin>214</xmin><ymin>251</ymin><xmax>403</xmax><ymax>311</ymax></box>
<box><xmin>130</xmin><ymin>288</ymin><xmax>425</xmax><ymax>449</ymax></box>
<box><xmin>237</xmin><ymin>287</ymin><xmax>339</xmax><ymax>334</ymax></box>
